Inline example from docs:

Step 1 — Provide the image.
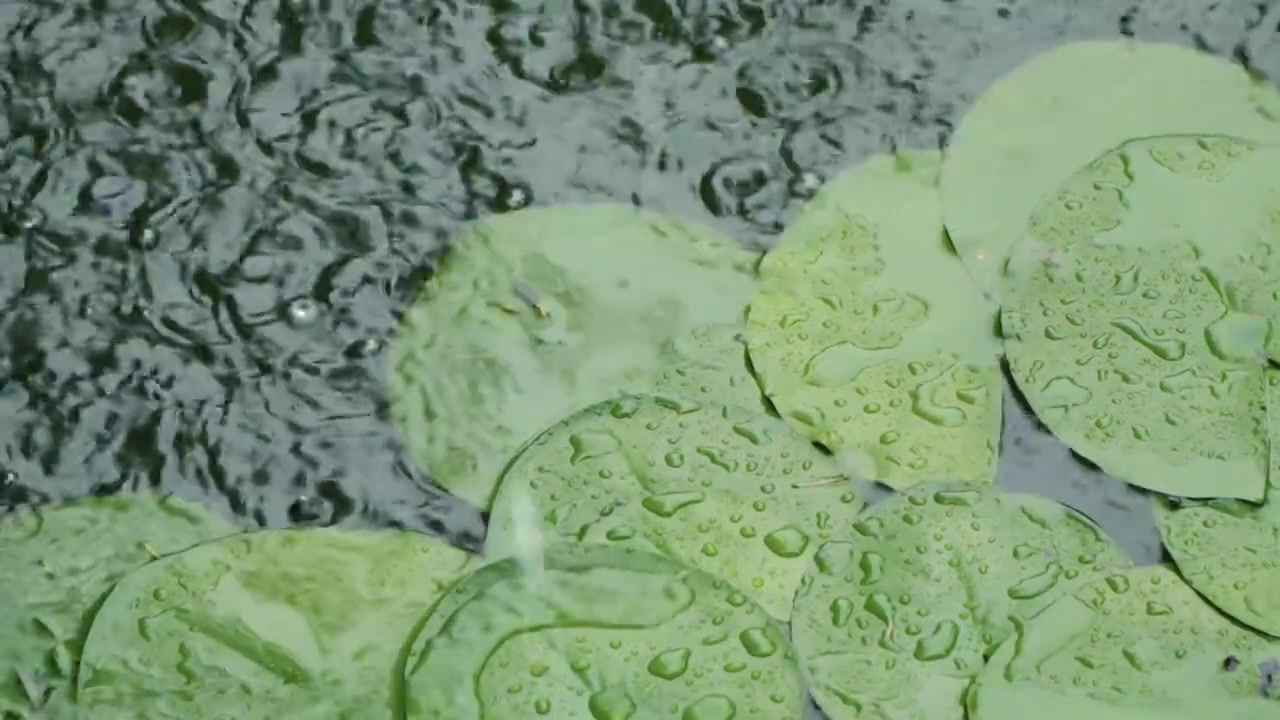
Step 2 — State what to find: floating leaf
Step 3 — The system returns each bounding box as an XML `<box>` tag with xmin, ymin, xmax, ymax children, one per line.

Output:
<box><xmin>388</xmin><ymin>203</ymin><xmax>759</xmax><ymax>507</ymax></box>
<box><xmin>485</xmin><ymin>394</ymin><xmax>863</xmax><ymax>616</ymax></box>
<box><xmin>941</xmin><ymin>39</ymin><xmax>1280</xmax><ymax>300</ymax></box>
<box><xmin>400</xmin><ymin>543</ymin><xmax>807</xmax><ymax>719</ymax></box>
<box><xmin>790</xmin><ymin>483</ymin><xmax>1130</xmax><ymax>720</ymax></box>
<box><xmin>577</xmin><ymin>483</ymin><xmax>864</xmax><ymax>620</ymax></box>
<box><xmin>746</xmin><ymin>150</ymin><xmax>1001</xmax><ymax>489</ymax></box>
<box><xmin>0</xmin><ymin>495</ymin><xmax>235</xmax><ymax>717</ymax></box>
<box><xmin>966</xmin><ymin>566</ymin><xmax>1280</xmax><ymax>719</ymax></box>
<box><xmin>653</xmin><ymin>322</ymin><xmax>767</xmax><ymax>412</ymax></box>
<box><xmin>72</xmin><ymin>528</ymin><xmax>472</xmax><ymax>719</ymax></box>
<box><xmin>1001</xmin><ymin>135</ymin><xmax>1278</xmax><ymax>500</ymax></box>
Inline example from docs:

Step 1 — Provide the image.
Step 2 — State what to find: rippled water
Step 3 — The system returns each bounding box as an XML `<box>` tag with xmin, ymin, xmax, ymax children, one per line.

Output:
<box><xmin>1</xmin><ymin>0</ymin><xmax>1275</xmax><ymax>560</ymax></box>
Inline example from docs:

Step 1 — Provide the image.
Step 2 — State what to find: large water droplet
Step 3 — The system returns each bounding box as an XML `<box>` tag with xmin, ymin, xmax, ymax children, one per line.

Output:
<box><xmin>913</xmin><ymin>619</ymin><xmax>959</xmax><ymax>661</ymax></box>
<box><xmin>588</xmin><ymin>687</ymin><xmax>637</xmax><ymax>719</ymax></box>
<box><xmin>738</xmin><ymin>627</ymin><xmax>777</xmax><ymax>657</ymax></box>
<box><xmin>569</xmin><ymin>431</ymin><xmax>621</xmax><ymax>463</ymax></box>
<box><xmin>762</xmin><ymin>526</ymin><xmax>809</xmax><ymax>557</ymax></box>
<box><xmin>641</xmin><ymin>491</ymin><xmax>706</xmax><ymax>518</ymax></box>
<box><xmin>647</xmin><ymin>648</ymin><xmax>691</xmax><ymax>680</ymax></box>
<box><xmin>682</xmin><ymin>695</ymin><xmax>736</xmax><ymax>720</ymax></box>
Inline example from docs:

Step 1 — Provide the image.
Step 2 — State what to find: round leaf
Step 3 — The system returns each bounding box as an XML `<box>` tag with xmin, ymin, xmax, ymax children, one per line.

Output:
<box><xmin>967</xmin><ymin>566</ymin><xmax>1280</xmax><ymax>719</ymax></box>
<box><xmin>400</xmin><ymin>543</ymin><xmax>807</xmax><ymax>719</ymax></box>
<box><xmin>0</xmin><ymin>495</ymin><xmax>235</xmax><ymax>717</ymax></box>
<box><xmin>1155</xmin><ymin>499</ymin><xmax>1280</xmax><ymax>637</ymax></box>
<box><xmin>746</xmin><ymin>150</ymin><xmax>1001</xmax><ymax>490</ymax></box>
<box><xmin>72</xmin><ymin>528</ymin><xmax>473</xmax><ymax>719</ymax></box>
<box><xmin>388</xmin><ymin>204</ymin><xmax>758</xmax><ymax>507</ymax></box>
<box><xmin>941</xmin><ymin>39</ymin><xmax>1280</xmax><ymax>301</ymax></box>
<box><xmin>485</xmin><ymin>394</ymin><xmax>850</xmax><ymax>554</ymax></box>
<box><xmin>790</xmin><ymin>483</ymin><xmax>1130</xmax><ymax>720</ymax></box>
<box><xmin>576</xmin><ymin>482</ymin><xmax>864</xmax><ymax>619</ymax></box>
<box><xmin>1001</xmin><ymin>135</ymin><xmax>1277</xmax><ymax>500</ymax></box>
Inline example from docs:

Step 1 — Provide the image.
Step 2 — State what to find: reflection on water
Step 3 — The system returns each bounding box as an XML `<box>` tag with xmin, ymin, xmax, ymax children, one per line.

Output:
<box><xmin>0</xmin><ymin>0</ymin><xmax>1267</xmax><ymax>559</ymax></box>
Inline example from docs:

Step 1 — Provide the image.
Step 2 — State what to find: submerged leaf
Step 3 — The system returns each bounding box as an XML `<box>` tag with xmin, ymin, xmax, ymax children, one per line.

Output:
<box><xmin>388</xmin><ymin>204</ymin><xmax>758</xmax><ymax>507</ymax></box>
<box><xmin>72</xmin><ymin>528</ymin><xmax>472</xmax><ymax>719</ymax></box>
<box><xmin>400</xmin><ymin>543</ymin><xmax>807</xmax><ymax>720</ymax></box>
<box><xmin>746</xmin><ymin>150</ymin><xmax>1001</xmax><ymax>489</ymax></box>
<box><xmin>0</xmin><ymin>495</ymin><xmax>235</xmax><ymax>717</ymax></box>
<box><xmin>485</xmin><ymin>394</ymin><xmax>862</xmax><ymax>618</ymax></box>
<box><xmin>1001</xmin><ymin>134</ymin><xmax>1279</xmax><ymax>500</ymax></box>
<box><xmin>941</xmin><ymin>38</ymin><xmax>1280</xmax><ymax>300</ymax></box>
<box><xmin>967</xmin><ymin>566</ymin><xmax>1280</xmax><ymax>719</ymax></box>
<box><xmin>790</xmin><ymin>483</ymin><xmax>1130</xmax><ymax>720</ymax></box>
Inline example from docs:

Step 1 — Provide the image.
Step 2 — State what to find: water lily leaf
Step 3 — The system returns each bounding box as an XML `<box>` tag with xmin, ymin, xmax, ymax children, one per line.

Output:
<box><xmin>71</xmin><ymin>528</ymin><xmax>473</xmax><ymax>719</ymax></box>
<box><xmin>485</xmin><ymin>393</ymin><xmax>849</xmax><ymax>543</ymax></box>
<box><xmin>575</xmin><ymin>481</ymin><xmax>864</xmax><ymax>619</ymax></box>
<box><xmin>388</xmin><ymin>204</ymin><xmax>758</xmax><ymax>508</ymax></box>
<box><xmin>1001</xmin><ymin>135</ymin><xmax>1278</xmax><ymax>501</ymax></box>
<box><xmin>0</xmin><ymin>495</ymin><xmax>235</xmax><ymax>718</ymax></box>
<box><xmin>400</xmin><ymin>543</ymin><xmax>807</xmax><ymax>720</ymax></box>
<box><xmin>790</xmin><ymin>483</ymin><xmax>1130</xmax><ymax>720</ymax></box>
<box><xmin>967</xmin><ymin>565</ymin><xmax>1280</xmax><ymax>719</ymax></box>
<box><xmin>941</xmin><ymin>39</ymin><xmax>1280</xmax><ymax>301</ymax></box>
<box><xmin>653</xmin><ymin>322</ymin><xmax>768</xmax><ymax>412</ymax></box>
<box><xmin>746</xmin><ymin>150</ymin><xmax>1001</xmax><ymax>489</ymax></box>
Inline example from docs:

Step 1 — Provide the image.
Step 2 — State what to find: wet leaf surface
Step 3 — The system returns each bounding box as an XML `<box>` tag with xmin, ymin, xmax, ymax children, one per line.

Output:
<box><xmin>401</xmin><ymin>543</ymin><xmax>808</xmax><ymax>720</ymax></box>
<box><xmin>1001</xmin><ymin>134</ymin><xmax>1280</xmax><ymax>500</ymax></box>
<box><xmin>941</xmin><ymin>39</ymin><xmax>1280</xmax><ymax>301</ymax></box>
<box><xmin>0</xmin><ymin>494</ymin><xmax>235</xmax><ymax>718</ymax></box>
<box><xmin>747</xmin><ymin>151</ymin><xmax>1002</xmax><ymax>489</ymax></box>
<box><xmin>968</xmin><ymin>565</ymin><xmax>1280</xmax><ymax>719</ymax></box>
<box><xmin>485</xmin><ymin>393</ymin><xmax>864</xmax><ymax>618</ymax></box>
<box><xmin>71</xmin><ymin>528</ymin><xmax>473</xmax><ymax>719</ymax></box>
<box><xmin>388</xmin><ymin>204</ymin><xmax>758</xmax><ymax>508</ymax></box>
<box><xmin>790</xmin><ymin>483</ymin><xmax>1130</xmax><ymax>720</ymax></box>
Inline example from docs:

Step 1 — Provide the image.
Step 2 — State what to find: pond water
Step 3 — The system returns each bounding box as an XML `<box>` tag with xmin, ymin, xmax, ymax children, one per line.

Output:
<box><xmin>2</xmin><ymin>0</ymin><xmax>1276</xmax><ymax>564</ymax></box>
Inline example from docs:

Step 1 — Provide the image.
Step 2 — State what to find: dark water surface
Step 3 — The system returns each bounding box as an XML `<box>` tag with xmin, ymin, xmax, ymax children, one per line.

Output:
<box><xmin>2</xmin><ymin>0</ymin><xmax>1277</xmax><ymax>561</ymax></box>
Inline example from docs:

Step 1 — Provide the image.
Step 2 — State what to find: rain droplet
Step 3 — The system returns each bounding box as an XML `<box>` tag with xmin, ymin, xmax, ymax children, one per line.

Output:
<box><xmin>738</xmin><ymin>627</ymin><xmax>777</xmax><ymax>657</ymax></box>
<box><xmin>286</xmin><ymin>297</ymin><xmax>320</xmax><ymax>325</ymax></box>
<box><xmin>762</xmin><ymin>526</ymin><xmax>808</xmax><ymax>557</ymax></box>
<box><xmin>647</xmin><ymin>648</ymin><xmax>691</xmax><ymax>680</ymax></box>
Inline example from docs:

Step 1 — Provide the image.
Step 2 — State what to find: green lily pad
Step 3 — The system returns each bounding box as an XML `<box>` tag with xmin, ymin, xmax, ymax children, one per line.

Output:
<box><xmin>574</xmin><ymin>481</ymin><xmax>864</xmax><ymax>620</ymax></box>
<box><xmin>71</xmin><ymin>528</ymin><xmax>473</xmax><ymax>719</ymax></box>
<box><xmin>1155</xmin><ymin>499</ymin><xmax>1280</xmax><ymax>638</ymax></box>
<box><xmin>790</xmin><ymin>483</ymin><xmax>1130</xmax><ymax>720</ymax></box>
<box><xmin>400</xmin><ymin>543</ymin><xmax>807</xmax><ymax>719</ymax></box>
<box><xmin>1271</xmin><ymin>368</ymin><xmax>1280</xmax><ymax>491</ymax></box>
<box><xmin>1001</xmin><ymin>134</ymin><xmax>1279</xmax><ymax>501</ymax></box>
<box><xmin>745</xmin><ymin>150</ymin><xmax>1001</xmax><ymax>490</ymax></box>
<box><xmin>966</xmin><ymin>565</ymin><xmax>1280</xmax><ymax>719</ymax></box>
<box><xmin>0</xmin><ymin>494</ymin><xmax>235</xmax><ymax>718</ymax></box>
<box><xmin>653</xmin><ymin>322</ymin><xmax>768</xmax><ymax>412</ymax></box>
<box><xmin>941</xmin><ymin>38</ymin><xmax>1280</xmax><ymax>301</ymax></box>
<box><xmin>388</xmin><ymin>203</ymin><xmax>759</xmax><ymax>508</ymax></box>
<box><xmin>484</xmin><ymin>393</ymin><xmax>852</xmax><ymax>552</ymax></box>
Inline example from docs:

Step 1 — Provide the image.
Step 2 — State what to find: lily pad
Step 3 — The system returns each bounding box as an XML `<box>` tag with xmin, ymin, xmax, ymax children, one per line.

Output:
<box><xmin>746</xmin><ymin>150</ymin><xmax>1001</xmax><ymax>490</ymax></box>
<box><xmin>71</xmin><ymin>528</ymin><xmax>473</xmax><ymax>719</ymax></box>
<box><xmin>940</xmin><ymin>38</ymin><xmax>1280</xmax><ymax>301</ymax></box>
<box><xmin>653</xmin><ymin>321</ymin><xmax>768</xmax><ymax>412</ymax></box>
<box><xmin>388</xmin><ymin>203</ymin><xmax>759</xmax><ymax>508</ymax></box>
<box><xmin>1001</xmin><ymin>134</ymin><xmax>1279</xmax><ymax>500</ymax></box>
<box><xmin>0</xmin><ymin>494</ymin><xmax>235</xmax><ymax>717</ymax></box>
<box><xmin>400</xmin><ymin>543</ymin><xmax>807</xmax><ymax>720</ymax></box>
<box><xmin>575</xmin><ymin>481</ymin><xmax>864</xmax><ymax>620</ymax></box>
<box><xmin>966</xmin><ymin>565</ymin><xmax>1280</xmax><ymax>719</ymax></box>
<box><xmin>484</xmin><ymin>394</ymin><xmax>852</xmax><ymax>557</ymax></box>
<box><xmin>789</xmin><ymin>483</ymin><xmax>1130</xmax><ymax>720</ymax></box>
<box><xmin>1155</xmin><ymin>499</ymin><xmax>1280</xmax><ymax>638</ymax></box>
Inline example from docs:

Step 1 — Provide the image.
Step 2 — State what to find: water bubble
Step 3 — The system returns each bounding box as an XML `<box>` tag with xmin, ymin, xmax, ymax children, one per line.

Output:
<box><xmin>286</xmin><ymin>297</ymin><xmax>320</xmax><ymax>325</ymax></box>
